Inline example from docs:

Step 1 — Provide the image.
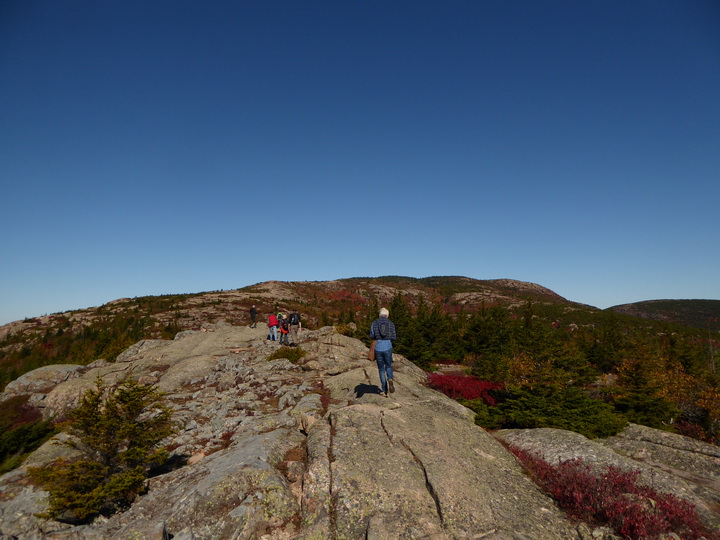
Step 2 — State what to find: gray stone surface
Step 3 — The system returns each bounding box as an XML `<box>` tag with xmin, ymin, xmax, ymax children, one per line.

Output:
<box><xmin>495</xmin><ymin>426</ymin><xmax>720</xmax><ymax>531</ymax></box>
<box><xmin>1</xmin><ymin>364</ymin><xmax>85</xmax><ymax>408</ymax></box>
<box><xmin>1</xmin><ymin>325</ymin><xmax>717</xmax><ymax>539</ymax></box>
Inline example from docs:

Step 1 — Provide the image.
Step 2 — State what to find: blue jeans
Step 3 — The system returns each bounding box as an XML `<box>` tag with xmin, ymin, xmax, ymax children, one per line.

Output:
<box><xmin>269</xmin><ymin>326</ymin><xmax>277</xmax><ymax>340</ymax></box>
<box><xmin>375</xmin><ymin>348</ymin><xmax>393</xmax><ymax>393</ymax></box>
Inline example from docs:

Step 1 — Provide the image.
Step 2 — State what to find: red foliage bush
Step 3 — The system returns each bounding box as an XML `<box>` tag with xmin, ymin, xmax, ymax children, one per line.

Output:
<box><xmin>427</xmin><ymin>373</ymin><xmax>503</xmax><ymax>405</ymax></box>
<box><xmin>0</xmin><ymin>395</ymin><xmax>43</xmax><ymax>430</ymax></box>
<box><xmin>674</xmin><ymin>420</ymin><xmax>718</xmax><ymax>445</ymax></box>
<box><xmin>507</xmin><ymin>445</ymin><xmax>716</xmax><ymax>539</ymax></box>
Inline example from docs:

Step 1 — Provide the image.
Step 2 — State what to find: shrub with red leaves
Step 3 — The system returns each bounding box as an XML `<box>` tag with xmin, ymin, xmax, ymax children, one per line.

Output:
<box><xmin>0</xmin><ymin>395</ymin><xmax>43</xmax><ymax>429</ymax></box>
<box><xmin>674</xmin><ymin>420</ymin><xmax>718</xmax><ymax>445</ymax></box>
<box><xmin>507</xmin><ymin>445</ymin><xmax>717</xmax><ymax>540</ymax></box>
<box><xmin>427</xmin><ymin>373</ymin><xmax>503</xmax><ymax>405</ymax></box>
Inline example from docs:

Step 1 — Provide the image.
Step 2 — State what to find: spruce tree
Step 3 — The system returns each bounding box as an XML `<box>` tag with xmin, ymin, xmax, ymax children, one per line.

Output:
<box><xmin>29</xmin><ymin>378</ymin><xmax>175</xmax><ymax>523</ymax></box>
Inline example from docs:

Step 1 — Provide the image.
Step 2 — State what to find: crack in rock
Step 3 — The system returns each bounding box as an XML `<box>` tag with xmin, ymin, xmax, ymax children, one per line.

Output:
<box><xmin>643</xmin><ymin>438</ymin><xmax>720</xmax><ymax>459</ymax></box>
<box><xmin>617</xmin><ymin>426</ymin><xmax>720</xmax><ymax>459</ymax></box>
<box><xmin>379</xmin><ymin>414</ymin><xmax>393</xmax><ymax>442</ymax></box>
<box><xmin>380</xmin><ymin>413</ymin><xmax>445</xmax><ymax>527</ymax></box>
<box><xmin>327</xmin><ymin>414</ymin><xmax>338</xmax><ymax>540</ymax></box>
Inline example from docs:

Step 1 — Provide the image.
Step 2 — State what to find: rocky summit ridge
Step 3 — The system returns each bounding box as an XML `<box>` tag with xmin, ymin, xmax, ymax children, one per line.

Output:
<box><xmin>1</xmin><ymin>323</ymin><xmax>719</xmax><ymax>539</ymax></box>
<box><xmin>0</xmin><ymin>276</ymin><xmax>573</xmax><ymax>345</ymax></box>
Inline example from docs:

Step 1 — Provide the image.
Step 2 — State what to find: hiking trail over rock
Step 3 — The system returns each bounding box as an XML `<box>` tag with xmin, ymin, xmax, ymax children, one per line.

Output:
<box><xmin>1</xmin><ymin>323</ymin><xmax>718</xmax><ymax>539</ymax></box>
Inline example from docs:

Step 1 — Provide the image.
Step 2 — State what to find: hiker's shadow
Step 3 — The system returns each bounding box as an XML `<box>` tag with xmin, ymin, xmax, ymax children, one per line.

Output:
<box><xmin>354</xmin><ymin>383</ymin><xmax>382</xmax><ymax>399</ymax></box>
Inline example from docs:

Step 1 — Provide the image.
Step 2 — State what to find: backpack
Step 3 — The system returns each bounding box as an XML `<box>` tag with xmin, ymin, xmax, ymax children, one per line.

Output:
<box><xmin>374</xmin><ymin>320</ymin><xmax>388</xmax><ymax>339</ymax></box>
<box><xmin>289</xmin><ymin>313</ymin><xmax>299</xmax><ymax>325</ymax></box>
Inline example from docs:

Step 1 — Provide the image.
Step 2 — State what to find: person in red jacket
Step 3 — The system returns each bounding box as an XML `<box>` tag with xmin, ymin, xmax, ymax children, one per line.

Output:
<box><xmin>267</xmin><ymin>313</ymin><xmax>279</xmax><ymax>341</ymax></box>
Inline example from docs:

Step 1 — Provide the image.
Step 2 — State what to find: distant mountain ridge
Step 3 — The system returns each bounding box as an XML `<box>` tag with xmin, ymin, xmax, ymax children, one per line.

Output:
<box><xmin>0</xmin><ymin>276</ymin><xmax>580</xmax><ymax>389</ymax></box>
<box><xmin>609</xmin><ymin>299</ymin><xmax>720</xmax><ymax>332</ymax></box>
<box><xmin>0</xmin><ymin>275</ymin><xmax>577</xmax><ymax>343</ymax></box>
<box><xmin>2</xmin><ymin>275</ymin><xmax>718</xmax><ymax>390</ymax></box>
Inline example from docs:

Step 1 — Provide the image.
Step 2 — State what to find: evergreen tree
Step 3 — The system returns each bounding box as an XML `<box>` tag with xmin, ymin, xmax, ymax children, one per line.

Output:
<box><xmin>29</xmin><ymin>379</ymin><xmax>176</xmax><ymax>523</ymax></box>
<box><xmin>613</xmin><ymin>344</ymin><xmax>678</xmax><ymax>428</ymax></box>
<box><xmin>357</xmin><ymin>297</ymin><xmax>380</xmax><ymax>342</ymax></box>
<box><xmin>425</xmin><ymin>304</ymin><xmax>461</xmax><ymax>363</ymax></box>
<box><xmin>464</xmin><ymin>307</ymin><xmax>512</xmax><ymax>380</ymax></box>
<box><xmin>388</xmin><ymin>293</ymin><xmax>413</xmax><ymax>357</ymax></box>
<box><xmin>320</xmin><ymin>311</ymin><xmax>333</xmax><ymax>327</ymax></box>
<box><xmin>585</xmin><ymin>313</ymin><xmax>625</xmax><ymax>372</ymax></box>
<box><xmin>496</xmin><ymin>385</ymin><xmax>627</xmax><ymax>438</ymax></box>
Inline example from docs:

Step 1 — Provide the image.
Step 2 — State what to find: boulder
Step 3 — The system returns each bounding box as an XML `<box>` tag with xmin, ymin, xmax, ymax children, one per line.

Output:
<box><xmin>2</xmin><ymin>364</ymin><xmax>84</xmax><ymax>399</ymax></box>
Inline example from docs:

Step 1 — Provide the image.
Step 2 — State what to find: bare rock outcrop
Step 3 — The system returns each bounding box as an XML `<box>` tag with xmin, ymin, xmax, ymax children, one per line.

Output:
<box><xmin>602</xmin><ymin>424</ymin><xmax>720</xmax><ymax>524</ymax></box>
<box><xmin>1</xmin><ymin>325</ymin><xmax>717</xmax><ymax>539</ymax></box>
<box><xmin>3</xmin><ymin>364</ymin><xmax>84</xmax><ymax>407</ymax></box>
<box><xmin>495</xmin><ymin>426</ymin><xmax>720</xmax><ymax>531</ymax></box>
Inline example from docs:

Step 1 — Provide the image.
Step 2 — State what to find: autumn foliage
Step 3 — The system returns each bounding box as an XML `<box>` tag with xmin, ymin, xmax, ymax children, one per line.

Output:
<box><xmin>427</xmin><ymin>372</ymin><xmax>503</xmax><ymax>405</ymax></box>
<box><xmin>0</xmin><ymin>395</ymin><xmax>56</xmax><ymax>473</ymax></box>
<box><xmin>507</xmin><ymin>445</ymin><xmax>716</xmax><ymax>539</ymax></box>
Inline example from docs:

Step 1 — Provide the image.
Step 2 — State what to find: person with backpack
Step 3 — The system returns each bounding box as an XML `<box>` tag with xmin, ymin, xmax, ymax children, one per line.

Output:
<box><xmin>369</xmin><ymin>307</ymin><xmax>397</xmax><ymax>397</ymax></box>
<box><xmin>278</xmin><ymin>312</ymin><xmax>290</xmax><ymax>345</ymax></box>
<box><xmin>288</xmin><ymin>310</ymin><xmax>301</xmax><ymax>346</ymax></box>
<box><xmin>267</xmin><ymin>312</ymin><xmax>278</xmax><ymax>341</ymax></box>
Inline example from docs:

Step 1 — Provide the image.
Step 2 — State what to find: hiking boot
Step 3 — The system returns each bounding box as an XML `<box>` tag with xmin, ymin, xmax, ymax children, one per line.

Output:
<box><xmin>388</xmin><ymin>380</ymin><xmax>395</xmax><ymax>393</ymax></box>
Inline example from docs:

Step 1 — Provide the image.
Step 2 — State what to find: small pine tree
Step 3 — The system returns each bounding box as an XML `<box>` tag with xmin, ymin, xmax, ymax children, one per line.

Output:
<box><xmin>357</xmin><ymin>297</ymin><xmax>380</xmax><ymax>342</ymax></box>
<box><xmin>29</xmin><ymin>378</ymin><xmax>175</xmax><ymax>523</ymax></box>
<box><xmin>320</xmin><ymin>310</ymin><xmax>333</xmax><ymax>327</ymax></box>
<box><xmin>497</xmin><ymin>385</ymin><xmax>628</xmax><ymax>438</ymax></box>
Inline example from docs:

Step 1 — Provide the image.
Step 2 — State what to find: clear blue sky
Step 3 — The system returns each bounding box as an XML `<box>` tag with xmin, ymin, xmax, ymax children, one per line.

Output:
<box><xmin>2</xmin><ymin>1</ymin><xmax>719</xmax><ymax>325</ymax></box>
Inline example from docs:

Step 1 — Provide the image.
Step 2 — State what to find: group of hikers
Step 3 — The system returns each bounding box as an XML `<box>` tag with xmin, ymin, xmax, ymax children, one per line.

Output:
<box><xmin>248</xmin><ymin>304</ymin><xmax>397</xmax><ymax>397</ymax></box>
<box><xmin>248</xmin><ymin>305</ymin><xmax>302</xmax><ymax>346</ymax></box>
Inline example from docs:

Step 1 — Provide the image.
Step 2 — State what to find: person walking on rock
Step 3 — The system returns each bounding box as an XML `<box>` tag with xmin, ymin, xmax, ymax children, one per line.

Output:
<box><xmin>267</xmin><ymin>312</ymin><xmax>279</xmax><ymax>341</ymax></box>
<box><xmin>288</xmin><ymin>310</ymin><xmax>301</xmax><ymax>345</ymax></box>
<box><xmin>370</xmin><ymin>307</ymin><xmax>396</xmax><ymax>397</ymax></box>
<box><xmin>249</xmin><ymin>305</ymin><xmax>257</xmax><ymax>328</ymax></box>
<box><xmin>278</xmin><ymin>313</ymin><xmax>290</xmax><ymax>345</ymax></box>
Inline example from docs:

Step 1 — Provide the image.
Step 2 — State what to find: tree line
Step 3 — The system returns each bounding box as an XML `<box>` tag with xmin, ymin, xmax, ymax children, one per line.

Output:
<box><xmin>344</xmin><ymin>294</ymin><xmax>719</xmax><ymax>442</ymax></box>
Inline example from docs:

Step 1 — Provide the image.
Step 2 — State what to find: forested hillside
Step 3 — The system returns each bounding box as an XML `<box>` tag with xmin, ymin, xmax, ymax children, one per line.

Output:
<box><xmin>610</xmin><ymin>299</ymin><xmax>720</xmax><ymax>331</ymax></box>
<box><xmin>2</xmin><ymin>276</ymin><xmax>718</xmax><ymax>447</ymax></box>
<box><xmin>342</xmin><ymin>293</ymin><xmax>720</xmax><ymax>444</ymax></box>
<box><xmin>0</xmin><ymin>276</ymin><xmax>571</xmax><ymax>390</ymax></box>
